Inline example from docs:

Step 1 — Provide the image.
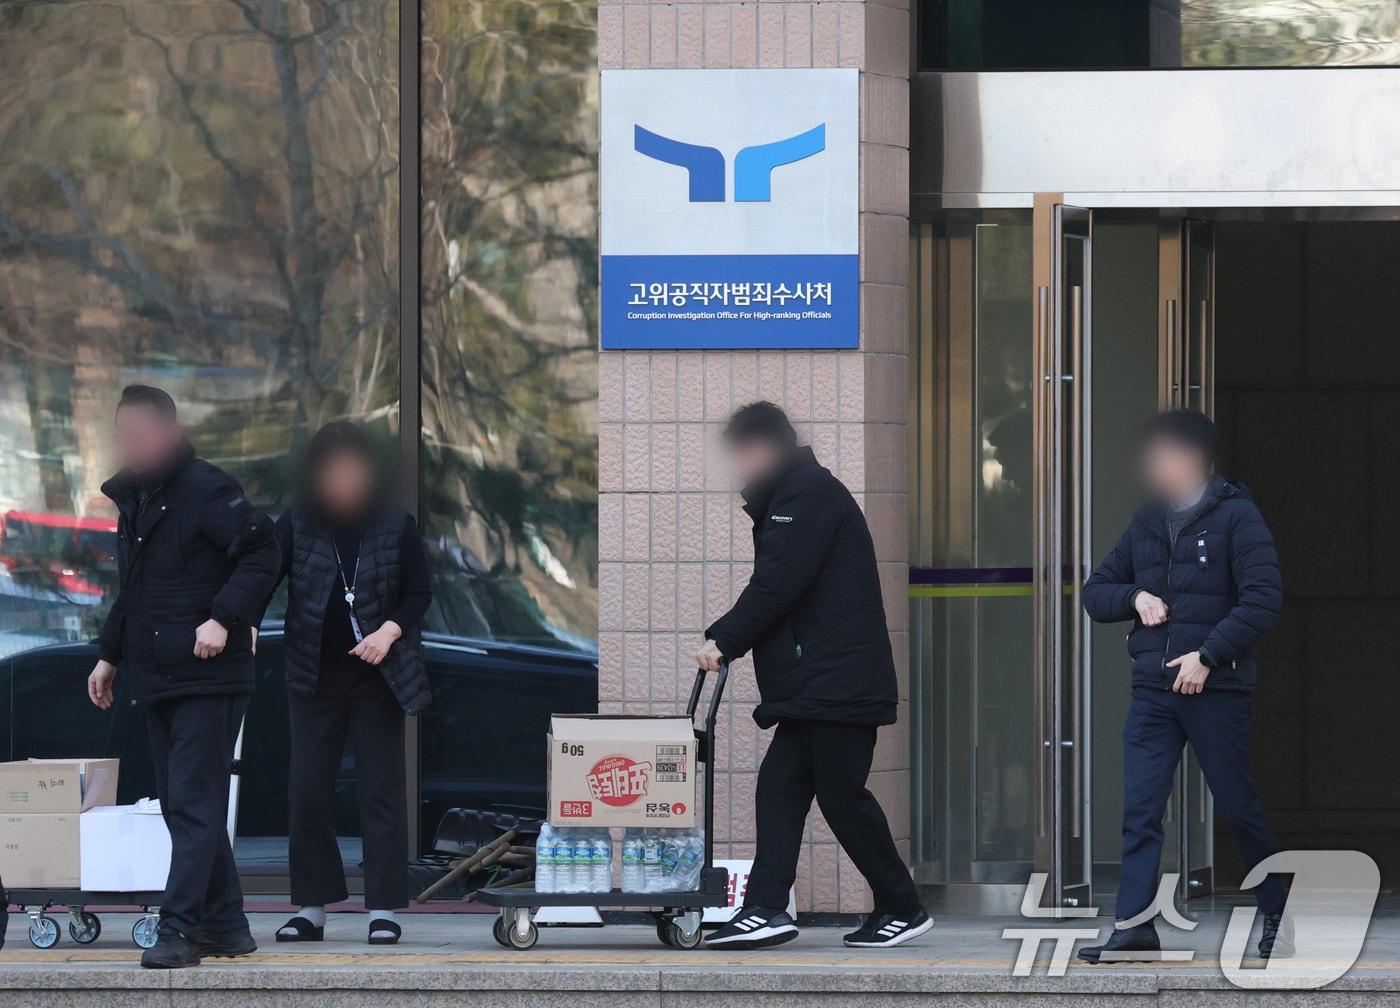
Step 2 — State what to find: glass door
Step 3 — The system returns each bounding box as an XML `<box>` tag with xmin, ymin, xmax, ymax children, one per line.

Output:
<box><xmin>1032</xmin><ymin>197</ymin><xmax>1093</xmax><ymax>909</ymax></box>
<box><xmin>909</xmin><ymin>210</ymin><xmax>1040</xmax><ymax>912</ymax></box>
<box><xmin>1158</xmin><ymin>216</ymin><xmax>1217</xmax><ymax>901</ymax></box>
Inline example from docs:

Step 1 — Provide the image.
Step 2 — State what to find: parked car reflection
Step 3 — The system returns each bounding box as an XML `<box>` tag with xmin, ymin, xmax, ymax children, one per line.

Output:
<box><xmin>0</xmin><ymin>623</ymin><xmax>596</xmax><ymax>850</ymax></box>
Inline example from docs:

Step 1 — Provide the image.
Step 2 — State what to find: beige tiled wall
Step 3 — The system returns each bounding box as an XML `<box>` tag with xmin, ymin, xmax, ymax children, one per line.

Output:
<box><xmin>597</xmin><ymin>0</ymin><xmax>910</xmax><ymax>914</ymax></box>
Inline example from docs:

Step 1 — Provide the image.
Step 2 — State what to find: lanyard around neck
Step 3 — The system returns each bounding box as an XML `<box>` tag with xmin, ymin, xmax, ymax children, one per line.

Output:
<box><xmin>331</xmin><ymin>532</ymin><xmax>365</xmax><ymax>643</ymax></box>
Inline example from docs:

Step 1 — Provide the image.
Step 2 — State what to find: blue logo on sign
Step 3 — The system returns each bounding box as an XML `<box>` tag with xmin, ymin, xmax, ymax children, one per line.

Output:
<box><xmin>633</xmin><ymin>124</ymin><xmax>826</xmax><ymax>202</ymax></box>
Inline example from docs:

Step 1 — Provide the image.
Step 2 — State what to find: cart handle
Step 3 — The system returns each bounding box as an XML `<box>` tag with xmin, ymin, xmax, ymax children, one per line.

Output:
<box><xmin>686</xmin><ymin>662</ymin><xmax>729</xmax><ymax>730</ymax></box>
<box><xmin>690</xmin><ymin>662</ymin><xmax>730</xmax><ymax>878</ymax></box>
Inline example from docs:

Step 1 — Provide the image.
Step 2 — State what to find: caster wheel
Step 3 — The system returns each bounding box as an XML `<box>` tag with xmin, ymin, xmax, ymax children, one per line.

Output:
<box><xmin>132</xmin><ymin>916</ymin><xmax>160</xmax><ymax>950</ymax></box>
<box><xmin>656</xmin><ymin>921</ymin><xmax>674</xmax><ymax>947</ymax></box>
<box><xmin>505</xmin><ymin>919</ymin><xmax>539</xmax><ymax>950</ymax></box>
<box><xmin>29</xmin><ymin>916</ymin><xmax>60</xmax><ymax>949</ymax></box>
<box><xmin>667</xmin><ymin>922</ymin><xmax>703</xmax><ymax>950</ymax></box>
<box><xmin>69</xmin><ymin>912</ymin><xmax>102</xmax><ymax>945</ymax></box>
<box><xmin>492</xmin><ymin>917</ymin><xmax>510</xmax><ymax>947</ymax></box>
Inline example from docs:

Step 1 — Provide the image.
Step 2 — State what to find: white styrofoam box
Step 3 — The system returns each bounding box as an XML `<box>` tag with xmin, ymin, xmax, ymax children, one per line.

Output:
<box><xmin>80</xmin><ymin>799</ymin><xmax>172</xmax><ymax>893</ymax></box>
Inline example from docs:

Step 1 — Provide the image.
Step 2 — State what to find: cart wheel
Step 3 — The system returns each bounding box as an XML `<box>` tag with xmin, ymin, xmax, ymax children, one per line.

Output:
<box><xmin>667</xmin><ymin>921</ymin><xmax>703</xmax><ymax>950</ymax></box>
<box><xmin>505</xmin><ymin>919</ymin><xmax>539</xmax><ymax>950</ymax></box>
<box><xmin>29</xmin><ymin>916</ymin><xmax>60</xmax><ymax>949</ymax></box>
<box><xmin>492</xmin><ymin>917</ymin><xmax>511</xmax><ymax>947</ymax></box>
<box><xmin>132</xmin><ymin>915</ymin><xmax>161</xmax><ymax>950</ymax></box>
<box><xmin>69</xmin><ymin>912</ymin><xmax>102</xmax><ymax>945</ymax></box>
<box><xmin>656</xmin><ymin>921</ymin><xmax>674</xmax><ymax>947</ymax></box>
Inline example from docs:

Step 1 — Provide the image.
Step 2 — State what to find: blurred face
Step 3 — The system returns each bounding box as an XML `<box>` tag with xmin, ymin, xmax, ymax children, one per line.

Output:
<box><xmin>113</xmin><ymin>403</ymin><xmax>182</xmax><ymax>476</ymax></box>
<box><xmin>1142</xmin><ymin>436</ymin><xmax>1210</xmax><ymax>504</ymax></box>
<box><xmin>727</xmin><ymin>437</ymin><xmax>786</xmax><ymax>488</ymax></box>
<box><xmin>314</xmin><ymin>448</ymin><xmax>376</xmax><ymax>518</ymax></box>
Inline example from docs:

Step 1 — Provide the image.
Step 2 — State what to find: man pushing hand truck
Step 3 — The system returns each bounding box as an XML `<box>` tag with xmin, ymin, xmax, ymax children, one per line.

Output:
<box><xmin>697</xmin><ymin>403</ymin><xmax>931</xmax><ymax>951</ymax></box>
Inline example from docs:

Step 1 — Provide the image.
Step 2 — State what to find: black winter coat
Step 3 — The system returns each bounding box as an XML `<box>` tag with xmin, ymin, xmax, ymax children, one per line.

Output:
<box><xmin>706</xmin><ymin>447</ymin><xmax>898</xmax><ymax>728</ymax></box>
<box><xmin>279</xmin><ymin>505</ymin><xmax>432</xmax><ymax>716</ymax></box>
<box><xmin>99</xmin><ymin>443</ymin><xmax>281</xmax><ymax>702</ymax></box>
<box><xmin>1082</xmin><ymin>475</ymin><xmax>1282</xmax><ymax>692</ymax></box>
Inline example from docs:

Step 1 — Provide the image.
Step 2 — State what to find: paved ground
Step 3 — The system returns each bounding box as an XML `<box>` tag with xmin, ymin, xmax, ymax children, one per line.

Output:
<box><xmin>4</xmin><ymin>899</ymin><xmax>1400</xmax><ymax>1004</ymax></box>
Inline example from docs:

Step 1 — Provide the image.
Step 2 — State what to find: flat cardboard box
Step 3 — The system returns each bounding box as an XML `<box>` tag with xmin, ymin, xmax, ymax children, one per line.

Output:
<box><xmin>548</xmin><ymin>715</ymin><xmax>697</xmax><ymax>827</ymax></box>
<box><xmin>0</xmin><ymin>758</ymin><xmax>119</xmax><ymax>814</ymax></box>
<box><xmin>81</xmin><ymin>802</ymin><xmax>172</xmax><ymax>893</ymax></box>
<box><xmin>0</xmin><ymin>813</ymin><xmax>80</xmax><ymax>887</ymax></box>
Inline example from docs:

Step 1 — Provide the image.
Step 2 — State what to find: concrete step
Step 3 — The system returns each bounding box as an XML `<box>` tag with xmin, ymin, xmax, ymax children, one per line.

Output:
<box><xmin>6</xmin><ymin>910</ymin><xmax>1400</xmax><ymax>1006</ymax></box>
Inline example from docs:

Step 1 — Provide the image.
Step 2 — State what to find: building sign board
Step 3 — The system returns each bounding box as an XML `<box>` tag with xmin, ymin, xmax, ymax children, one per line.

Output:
<box><xmin>600</xmin><ymin>68</ymin><xmax>859</xmax><ymax>349</ymax></box>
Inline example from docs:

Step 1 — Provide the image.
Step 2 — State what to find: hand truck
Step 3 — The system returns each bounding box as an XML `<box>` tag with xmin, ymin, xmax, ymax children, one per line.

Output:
<box><xmin>475</xmin><ymin>663</ymin><xmax>732</xmax><ymax>950</ymax></box>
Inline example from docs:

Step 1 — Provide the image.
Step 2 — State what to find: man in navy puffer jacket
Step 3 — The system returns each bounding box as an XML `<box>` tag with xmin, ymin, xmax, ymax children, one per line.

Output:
<box><xmin>1077</xmin><ymin>410</ymin><xmax>1290</xmax><ymax>964</ymax></box>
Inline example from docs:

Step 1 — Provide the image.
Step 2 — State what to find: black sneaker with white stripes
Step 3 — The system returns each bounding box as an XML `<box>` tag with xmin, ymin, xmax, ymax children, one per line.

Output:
<box><xmin>705</xmin><ymin>906</ymin><xmax>799</xmax><ymax>949</ymax></box>
<box><xmin>843</xmin><ymin>909</ymin><xmax>933</xmax><ymax>948</ymax></box>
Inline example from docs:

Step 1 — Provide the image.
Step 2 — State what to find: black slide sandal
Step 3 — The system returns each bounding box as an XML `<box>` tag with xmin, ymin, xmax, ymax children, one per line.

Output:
<box><xmin>368</xmin><ymin>919</ymin><xmax>401</xmax><ymax>946</ymax></box>
<box><xmin>275</xmin><ymin>916</ymin><xmax>324</xmax><ymax>943</ymax></box>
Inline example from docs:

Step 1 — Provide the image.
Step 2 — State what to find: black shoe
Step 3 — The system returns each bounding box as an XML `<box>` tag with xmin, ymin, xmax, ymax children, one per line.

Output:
<box><xmin>843</xmin><ymin>909</ymin><xmax>934</xmax><ymax>948</ymax></box>
<box><xmin>1077</xmin><ymin>922</ymin><xmax>1161</xmax><ymax>964</ymax></box>
<box><xmin>705</xmin><ymin>906</ymin><xmax>799</xmax><ymax>949</ymax></box>
<box><xmin>199</xmin><ymin>927</ymin><xmax>258</xmax><ymax>958</ymax></box>
<box><xmin>1259</xmin><ymin>912</ymin><xmax>1295</xmax><ymax>959</ymax></box>
<box><xmin>141</xmin><ymin>925</ymin><xmax>202</xmax><ymax>969</ymax></box>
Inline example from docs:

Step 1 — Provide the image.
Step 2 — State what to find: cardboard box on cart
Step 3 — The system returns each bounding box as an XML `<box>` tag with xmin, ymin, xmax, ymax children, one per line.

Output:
<box><xmin>547</xmin><ymin>716</ymin><xmax>698</xmax><ymax>828</ymax></box>
<box><xmin>0</xmin><ymin>758</ymin><xmax>120</xmax><ymax>888</ymax></box>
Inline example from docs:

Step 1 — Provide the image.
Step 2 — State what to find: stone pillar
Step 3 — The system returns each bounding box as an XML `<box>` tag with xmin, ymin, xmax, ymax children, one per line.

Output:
<box><xmin>596</xmin><ymin>0</ymin><xmax>910</xmax><ymax>914</ymax></box>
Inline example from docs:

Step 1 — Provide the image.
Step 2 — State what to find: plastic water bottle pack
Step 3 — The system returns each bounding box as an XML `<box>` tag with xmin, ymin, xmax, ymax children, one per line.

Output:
<box><xmin>621</xmin><ymin>827</ymin><xmax>704</xmax><ymax>894</ymax></box>
<box><xmin>535</xmin><ymin>824</ymin><xmax>613</xmax><ymax>894</ymax></box>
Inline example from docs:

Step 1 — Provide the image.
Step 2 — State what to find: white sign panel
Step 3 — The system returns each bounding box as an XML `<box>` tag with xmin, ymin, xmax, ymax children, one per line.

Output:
<box><xmin>703</xmin><ymin>858</ymin><xmax>798</xmax><ymax>924</ymax></box>
<box><xmin>601</xmin><ymin>68</ymin><xmax>859</xmax><ymax>349</ymax></box>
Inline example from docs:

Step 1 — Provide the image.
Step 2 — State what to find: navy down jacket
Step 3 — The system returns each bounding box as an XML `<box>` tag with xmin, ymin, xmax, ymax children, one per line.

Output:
<box><xmin>1082</xmin><ymin>476</ymin><xmax>1282</xmax><ymax>692</ymax></box>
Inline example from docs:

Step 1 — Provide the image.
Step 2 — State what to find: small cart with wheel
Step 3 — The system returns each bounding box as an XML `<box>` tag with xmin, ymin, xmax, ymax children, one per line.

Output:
<box><xmin>6</xmin><ymin>889</ymin><xmax>162</xmax><ymax>950</ymax></box>
<box><xmin>5</xmin><ymin>720</ymin><xmax>246</xmax><ymax>950</ymax></box>
<box><xmin>476</xmin><ymin>663</ymin><xmax>732</xmax><ymax>951</ymax></box>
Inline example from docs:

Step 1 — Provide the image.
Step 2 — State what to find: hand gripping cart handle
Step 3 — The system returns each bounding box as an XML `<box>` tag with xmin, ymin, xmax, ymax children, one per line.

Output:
<box><xmin>477</xmin><ymin>663</ymin><xmax>731</xmax><ymax>950</ymax></box>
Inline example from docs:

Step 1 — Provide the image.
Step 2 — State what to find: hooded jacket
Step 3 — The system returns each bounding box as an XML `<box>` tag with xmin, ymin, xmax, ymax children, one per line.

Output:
<box><xmin>1082</xmin><ymin>475</ymin><xmax>1282</xmax><ymax>692</ymax></box>
<box><xmin>706</xmin><ymin>446</ymin><xmax>898</xmax><ymax>728</ymax></box>
<box><xmin>99</xmin><ymin>442</ymin><xmax>281</xmax><ymax>702</ymax></box>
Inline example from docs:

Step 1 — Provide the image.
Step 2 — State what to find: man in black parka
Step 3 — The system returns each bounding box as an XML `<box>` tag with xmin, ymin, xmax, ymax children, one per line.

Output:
<box><xmin>697</xmin><ymin>402</ymin><xmax>929</xmax><ymax>951</ymax></box>
<box><xmin>1078</xmin><ymin>409</ymin><xmax>1289</xmax><ymax>964</ymax></box>
<box><xmin>87</xmin><ymin>385</ymin><xmax>280</xmax><ymax>969</ymax></box>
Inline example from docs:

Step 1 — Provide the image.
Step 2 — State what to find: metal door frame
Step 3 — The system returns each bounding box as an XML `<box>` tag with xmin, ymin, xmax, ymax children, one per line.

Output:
<box><xmin>1031</xmin><ymin>195</ymin><xmax>1094</xmax><ymax>910</ymax></box>
<box><xmin>1157</xmin><ymin>214</ymin><xmax>1217</xmax><ymax>903</ymax></box>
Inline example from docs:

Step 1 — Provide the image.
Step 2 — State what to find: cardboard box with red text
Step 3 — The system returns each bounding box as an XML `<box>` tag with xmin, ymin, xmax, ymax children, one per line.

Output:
<box><xmin>547</xmin><ymin>716</ymin><xmax>697</xmax><ymax>827</ymax></box>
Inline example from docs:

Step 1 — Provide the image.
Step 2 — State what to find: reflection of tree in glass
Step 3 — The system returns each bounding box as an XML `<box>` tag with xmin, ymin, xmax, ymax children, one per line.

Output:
<box><xmin>420</xmin><ymin>1</ymin><xmax>597</xmax><ymax>650</ymax></box>
<box><xmin>0</xmin><ymin>0</ymin><xmax>400</xmax><ymax>518</ymax></box>
<box><xmin>0</xmin><ymin>0</ymin><xmax>399</xmax><ymax>647</ymax></box>
<box><xmin>1182</xmin><ymin>1</ymin><xmax>1400</xmax><ymax>67</ymax></box>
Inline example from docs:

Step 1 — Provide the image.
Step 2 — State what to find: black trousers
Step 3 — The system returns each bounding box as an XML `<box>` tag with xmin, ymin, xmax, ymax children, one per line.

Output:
<box><xmin>1116</xmin><ymin>687</ymin><xmax>1284</xmax><ymax>920</ymax></box>
<box><xmin>747</xmin><ymin>719</ymin><xmax>920</xmax><ymax>915</ymax></box>
<box><xmin>147</xmin><ymin>692</ymin><xmax>250</xmax><ymax>941</ymax></box>
<box><xmin>287</xmin><ymin>668</ymin><xmax>408</xmax><ymax>910</ymax></box>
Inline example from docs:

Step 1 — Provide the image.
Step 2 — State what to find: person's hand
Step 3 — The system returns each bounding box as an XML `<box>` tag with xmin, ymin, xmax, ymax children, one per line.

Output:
<box><xmin>88</xmin><ymin>659</ymin><xmax>117</xmax><ymax>710</ymax></box>
<box><xmin>250</xmin><ymin>626</ymin><xmax>259</xmax><ymax>655</ymax></box>
<box><xmin>194</xmin><ymin>619</ymin><xmax>228</xmax><ymax>659</ymax></box>
<box><xmin>351</xmin><ymin>621</ymin><xmax>402</xmax><ymax>666</ymax></box>
<box><xmin>1169</xmin><ymin>651</ymin><xmax>1210</xmax><ymax>694</ymax></box>
<box><xmin>695</xmin><ymin>639</ymin><xmax>724</xmax><ymax>672</ymax></box>
<box><xmin>1134</xmin><ymin>591</ymin><xmax>1168</xmax><ymax>626</ymax></box>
